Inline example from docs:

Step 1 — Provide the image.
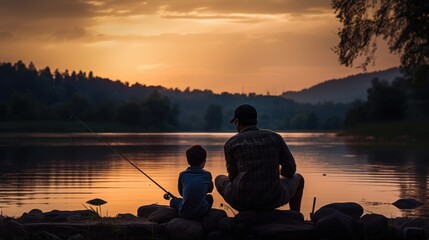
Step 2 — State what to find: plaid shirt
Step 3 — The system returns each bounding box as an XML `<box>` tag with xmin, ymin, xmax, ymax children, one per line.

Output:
<box><xmin>224</xmin><ymin>126</ymin><xmax>296</xmax><ymax>209</ymax></box>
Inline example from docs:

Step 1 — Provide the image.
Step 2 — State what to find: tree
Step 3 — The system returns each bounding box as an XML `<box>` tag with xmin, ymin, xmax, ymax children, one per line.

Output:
<box><xmin>332</xmin><ymin>0</ymin><xmax>429</xmax><ymax>71</ymax></box>
<box><xmin>204</xmin><ymin>104</ymin><xmax>223</xmax><ymax>131</ymax></box>
<box><xmin>365</xmin><ymin>78</ymin><xmax>407</xmax><ymax>121</ymax></box>
<box><xmin>305</xmin><ymin>112</ymin><xmax>319</xmax><ymax>129</ymax></box>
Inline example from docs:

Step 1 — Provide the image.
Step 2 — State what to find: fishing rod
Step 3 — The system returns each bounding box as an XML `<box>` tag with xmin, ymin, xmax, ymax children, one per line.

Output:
<box><xmin>71</xmin><ymin>115</ymin><xmax>175</xmax><ymax>200</ymax></box>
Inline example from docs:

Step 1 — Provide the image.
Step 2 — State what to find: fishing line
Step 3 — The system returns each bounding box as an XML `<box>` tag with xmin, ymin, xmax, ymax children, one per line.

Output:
<box><xmin>71</xmin><ymin>115</ymin><xmax>174</xmax><ymax>200</ymax></box>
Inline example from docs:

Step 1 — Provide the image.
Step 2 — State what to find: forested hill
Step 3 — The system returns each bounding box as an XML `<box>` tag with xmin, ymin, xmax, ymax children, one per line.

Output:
<box><xmin>282</xmin><ymin>67</ymin><xmax>401</xmax><ymax>103</ymax></box>
<box><xmin>0</xmin><ymin>61</ymin><xmax>351</xmax><ymax>132</ymax></box>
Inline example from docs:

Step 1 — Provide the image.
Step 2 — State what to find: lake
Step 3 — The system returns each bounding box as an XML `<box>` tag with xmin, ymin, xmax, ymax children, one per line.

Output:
<box><xmin>0</xmin><ymin>132</ymin><xmax>428</xmax><ymax>219</ymax></box>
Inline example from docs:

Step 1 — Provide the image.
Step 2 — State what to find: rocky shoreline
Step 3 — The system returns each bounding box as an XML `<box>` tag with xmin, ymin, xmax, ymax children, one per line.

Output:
<box><xmin>1</xmin><ymin>202</ymin><xmax>428</xmax><ymax>240</ymax></box>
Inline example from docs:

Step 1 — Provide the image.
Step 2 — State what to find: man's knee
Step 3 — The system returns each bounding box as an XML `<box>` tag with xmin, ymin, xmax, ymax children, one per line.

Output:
<box><xmin>215</xmin><ymin>175</ymin><xmax>230</xmax><ymax>193</ymax></box>
<box><xmin>295</xmin><ymin>173</ymin><xmax>305</xmax><ymax>187</ymax></box>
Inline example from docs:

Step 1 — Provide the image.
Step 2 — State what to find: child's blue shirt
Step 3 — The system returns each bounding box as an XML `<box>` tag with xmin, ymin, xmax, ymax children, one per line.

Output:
<box><xmin>171</xmin><ymin>166</ymin><xmax>213</xmax><ymax>219</ymax></box>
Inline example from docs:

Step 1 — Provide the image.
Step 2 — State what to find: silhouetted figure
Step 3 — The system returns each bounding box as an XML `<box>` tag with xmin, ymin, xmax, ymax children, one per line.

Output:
<box><xmin>170</xmin><ymin>145</ymin><xmax>214</xmax><ymax>219</ymax></box>
<box><xmin>215</xmin><ymin>104</ymin><xmax>304</xmax><ymax>212</ymax></box>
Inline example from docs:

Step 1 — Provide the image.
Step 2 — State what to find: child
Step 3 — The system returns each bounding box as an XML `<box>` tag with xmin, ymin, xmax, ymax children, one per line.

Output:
<box><xmin>170</xmin><ymin>145</ymin><xmax>214</xmax><ymax>219</ymax></box>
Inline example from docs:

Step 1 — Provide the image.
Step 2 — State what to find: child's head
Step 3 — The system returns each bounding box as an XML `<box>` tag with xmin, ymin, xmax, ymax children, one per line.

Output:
<box><xmin>186</xmin><ymin>145</ymin><xmax>207</xmax><ymax>167</ymax></box>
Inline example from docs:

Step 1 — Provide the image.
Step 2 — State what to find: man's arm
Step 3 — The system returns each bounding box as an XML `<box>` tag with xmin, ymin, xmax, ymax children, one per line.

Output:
<box><xmin>224</xmin><ymin>144</ymin><xmax>237</xmax><ymax>181</ymax></box>
<box><xmin>278</xmin><ymin>134</ymin><xmax>296</xmax><ymax>177</ymax></box>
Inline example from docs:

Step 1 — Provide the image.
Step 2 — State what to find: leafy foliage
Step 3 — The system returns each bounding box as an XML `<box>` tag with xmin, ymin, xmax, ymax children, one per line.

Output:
<box><xmin>0</xmin><ymin>61</ymin><xmax>351</xmax><ymax>131</ymax></box>
<box><xmin>332</xmin><ymin>0</ymin><xmax>429</xmax><ymax>71</ymax></box>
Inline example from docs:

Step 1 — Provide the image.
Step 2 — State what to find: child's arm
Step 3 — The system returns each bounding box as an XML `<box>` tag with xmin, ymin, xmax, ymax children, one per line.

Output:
<box><xmin>178</xmin><ymin>172</ymin><xmax>184</xmax><ymax>196</ymax></box>
<box><xmin>207</xmin><ymin>172</ymin><xmax>214</xmax><ymax>193</ymax></box>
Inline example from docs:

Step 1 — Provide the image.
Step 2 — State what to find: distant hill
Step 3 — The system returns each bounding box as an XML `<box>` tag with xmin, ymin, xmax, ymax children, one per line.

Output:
<box><xmin>282</xmin><ymin>68</ymin><xmax>402</xmax><ymax>103</ymax></box>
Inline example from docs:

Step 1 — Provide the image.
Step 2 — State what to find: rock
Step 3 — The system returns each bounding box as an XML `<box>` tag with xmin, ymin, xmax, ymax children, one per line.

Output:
<box><xmin>314</xmin><ymin>211</ymin><xmax>354</xmax><ymax>240</ymax></box>
<box><xmin>207</xmin><ymin>231</ymin><xmax>240</xmax><ymax>240</ymax></box>
<box><xmin>166</xmin><ymin>218</ymin><xmax>205</xmax><ymax>240</ymax></box>
<box><xmin>117</xmin><ymin>213</ymin><xmax>138</xmax><ymax>221</ymax></box>
<box><xmin>312</xmin><ymin>207</ymin><xmax>340</xmax><ymax>223</ymax></box>
<box><xmin>148</xmin><ymin>207</ymin><xmax>179</xmax><ymax>223</ymax></box>
<box><xmin>137</xmin><ymin>204</ymin><xmax>167</xmax><ymax>218</ymax></box>
<box><xmin>258</xmin><ymin>210</ymin><xmax>304</xmax><ymax>224</ymax></box>
<box><xmin>24</xmin><ymin>224</ymin><xmax>80</xmax><ymax>239</ymax></box>
<box><xmin>67</xmin><ymin>234</ymin><xmax>85</xmax><ymax>240</ymax></box>
<box><xmin>21</xmin><ymin>209</ymin><xmax>45</xmax><ymax>222</ymax></box>
<box><xmin>44</xmin><ymin>210</ymin><xmax>94</xmax><ymax>222</ymax></box>
<box><xmin>207</xmin><ymin>231</ymin><xmax>227</xmax><ymax>240</ymax></box>
<box><xmin>201</xmin><ymin>209</ymin><xmax>228</xmax><ymax>233</ymax></box>
<box><xmin>218</xmin><ymin>217</ymin><xmax>236</xmax><ymax>233</ymax></box>
<box><xmin>127</xmin><ymin>222</ymin><xmax>160</xmax><ymax>238</ymax></box>
<box><xmin>235</xmin><ymin>211</ymin><xmax>259</xmax><ymax>225</ymax></box>
<box><xmin>137</xmin><ymin>204</ymin><xmax>178</xmax><ymax>223</ymax></box>
<box><xmin>313</xmin><ymin>202</ymin><xmax>363</xmax><ymax>221</ymax></box>
<box><xmin>392</xmin><ymin>198</ymin><xmax>423</xmax><ymax>209</ymax></box>
<box><xmin>395</xmin><ymin>218</ymin><xmax>429</xmax><ymax>230</ymax></box>
<box><xmin>360</xmin><ymin>214</ymin><xmax>389</xmax><ymax>238</ymax></box>
<box><xmin>0</xmin><ymin>219</ymin><xmax>26</xmax><ymax>239</ymax></box>
<box><xmin>403</xmin><ymin>227</ymin><xmax>426</xmax><ymax>240</ymax></box>
<box><xmin>37</xmin><ymin>231</ymin><xmax>62</xmax><ymax>240</ymax></box>
<box><xmin>254</xmin><ymin>223</ymin><xmax>314</xmax><ymax>240</ymax></box>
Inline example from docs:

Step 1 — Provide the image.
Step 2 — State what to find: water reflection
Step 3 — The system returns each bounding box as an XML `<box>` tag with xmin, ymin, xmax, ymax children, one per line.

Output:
<box><xmin>0</xmin><ymin>133</ymin><xmax>427</xmax><ymax>218</ymax></box>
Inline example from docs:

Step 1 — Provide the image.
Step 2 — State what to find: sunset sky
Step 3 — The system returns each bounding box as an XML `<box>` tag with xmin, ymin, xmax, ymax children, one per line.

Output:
<box><xmin>0</xmin><ymin>0</ymin><xmax>400</xmax><ymax>94</ymax></box>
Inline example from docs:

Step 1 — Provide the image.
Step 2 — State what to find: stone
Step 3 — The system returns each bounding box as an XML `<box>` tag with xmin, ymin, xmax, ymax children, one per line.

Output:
<box><xmin>395</xmin><ymin>218</ymin><xmax>429</xmax><ymax>230</ymax></box>
<box><xmin>258</xmin><ymin>209</ymin><xmax>304</xmax><ymax>224</ymax></box>
<box><xmin>254</xmin><ymin>223</ymin><xmax>314</xmax><ymax>240</ymax></box>
<box><xmin>201</xmin><ymin>209</ymin><xmax>228</xmax><ymax>233</ymax></box>
<box><xmin>37</xmin><ymin>231</ymin><xmax>62</xmax><ymax>240</ymax></box>
<box><xmin>137</xmin><ymin>204</ymin><xmax>178</xmax><ymax>223</ymax></box>
<box><xmin>360</xmin><ymin>214</ymin><xmax>389</xmax><ymax>238</ymax></box>
<box><xmin>403</xmin><ymin>227</ymin><xmax>426</xmax><ymax>240</ymax></box>
<box><xmin>44</xmin><ymin>210</ymin><xmax>94</xmax><ymax>222</ymax></box>
<box><xmin>314</xmin><ymin>202</ymin><xmax>363</xmax><ymax>221</ymax></box>
<box><xmin>314</xmin><ymin>211</ymin><xmax>354</xmax><ymax>240</ymax></box>
<box><xmin>117</xmin><ymin>213</ymin><xmax>138</xmax><ymax>221</ymax></box>
<box><xmin>24</xmin><ymin>224</ymin><xmax>80</xmax><ymax>239</ymax></box>
<box><xmin>67</xmin><ymin>234</ymin><xmax>85</xmax><ymax>240</ymax></box>
<box><xmin>235</xmin><ymin>211</ymin><xmax>259</xmax><ymax>225</ymax></box>
<box><xmin>0</xmin><ymin>219</ymin><xmax>26</xmax><ymax>240</ymax></box>
<box><xmin>207</xmin><ymin>231</ymin><xmax>240</xmax><ymax>240</ymax></box>
<box><xmin>127</xmin><ymin>222</ymin><xmax>160</xmax><ymax>238</ymax></box>
<box><xmin>137</xmin><ymin>204</ymin><xmax>167</xmax><ymax>218</ymax></box>
<box><xmin>392</xmin><ymin>198</ymin><xmax>423</xmax><ymax>209</ymax></box>
<box><xmin>21</xmin><ymin>209</ymin><xmax>45</xmax><ymax>222</ymax></box>
<box><xmin>148</xmin><ymin>207</ymin><xmax>179</xmax><ymax>223</ymax></box>
<box><xmin>218</xmin><ymin>217</ymin><xmax>236</xmax><ymax>233</ymax></box>
<box><xmin>166</xmin><ymin>218</ymin><xmax>205</xmax><ymax>240</ymax></box>
<box><xmin>312</xmin><ymin>207</ymin><xmax>340</xmax><ymax>223</ymax></box>
<box><xmin>207</xmin><ymin>231</ymin><xmax>226</xmax><ymax>240</ymax></box>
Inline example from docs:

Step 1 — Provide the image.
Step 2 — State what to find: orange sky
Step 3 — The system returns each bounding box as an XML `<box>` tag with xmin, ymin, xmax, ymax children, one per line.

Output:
<box><xmin>0</xmin><ymin>0</ymin><xmax>400</xmax><ymax>94</ymax></box>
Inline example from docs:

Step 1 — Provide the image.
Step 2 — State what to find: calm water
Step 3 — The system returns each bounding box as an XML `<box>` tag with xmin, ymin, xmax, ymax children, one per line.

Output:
<box><xmin>0</xmin><ymin>132</ymin><xmax>428</xmax><ymax>219</ymax></box>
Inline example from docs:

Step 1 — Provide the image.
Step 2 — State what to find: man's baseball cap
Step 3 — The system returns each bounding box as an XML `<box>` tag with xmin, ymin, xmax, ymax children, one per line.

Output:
<box><xmin>230</xmin><ymin>104</ymin><xmax>257</xmax><ymax>124</ymax></box>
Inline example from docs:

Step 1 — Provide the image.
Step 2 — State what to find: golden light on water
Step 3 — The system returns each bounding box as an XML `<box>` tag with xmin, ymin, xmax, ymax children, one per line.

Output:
<box><xmin>2</xmin><ymin>133</ymin><xmax>424</xmax><ymax>218</ymax></box>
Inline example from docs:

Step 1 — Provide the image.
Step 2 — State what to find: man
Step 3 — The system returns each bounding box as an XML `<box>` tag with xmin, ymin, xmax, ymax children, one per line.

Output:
<box><xmin>215</xmin><ymin>104</ymin><xmax>304</xmax><ymax>212</ymax></box>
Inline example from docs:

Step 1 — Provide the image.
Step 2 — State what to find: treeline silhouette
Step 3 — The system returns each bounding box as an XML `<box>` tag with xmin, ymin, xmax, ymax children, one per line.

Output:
<box><xmin>345</xmin><ymin>66</ymin><xmax>429</xmax><ymax>128</ymax></box>
<box><xmin>0</xmin><ymin>61</ymin><xmax>351</xmax><ymax>132</ymax></box>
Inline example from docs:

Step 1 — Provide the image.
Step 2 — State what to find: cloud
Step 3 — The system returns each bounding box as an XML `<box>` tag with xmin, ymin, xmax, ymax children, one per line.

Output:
<box><xmin>0</xmin><ymin>0</ymin><xmax>333</xmax><ymax>20</ymax></box>
<box><xmin>0</xmin><ymin>31</ymin><xmax>15</xmax><ymax>40</ymax></box>
<box><xmin>53</xmin><ymin>27</ymin><xmax>88</xmax><ymax>40</ymax></box>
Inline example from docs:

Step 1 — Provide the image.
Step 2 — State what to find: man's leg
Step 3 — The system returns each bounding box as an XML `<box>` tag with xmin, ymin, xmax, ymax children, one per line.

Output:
<box><xmin>289</xmin><ymin>174</ymin><xmax>304</xmax><ymax>212</ymax></box>
<box><xmin>215</xmin><ymin>175</ymin><xmax>235</xmax><ymax>208</ymax></box>
<box><xmin>280</xmin><ymin>173</ymin><xmax>305</xmax><ymax>212</ymax></box>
